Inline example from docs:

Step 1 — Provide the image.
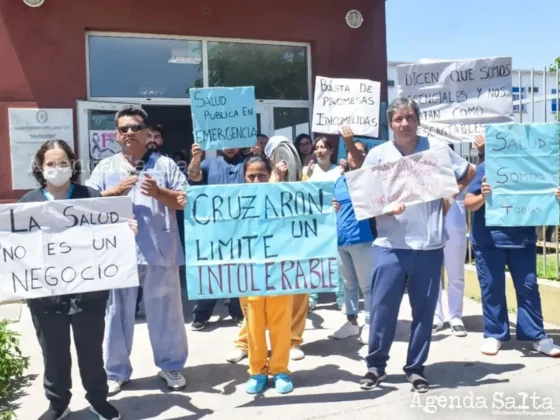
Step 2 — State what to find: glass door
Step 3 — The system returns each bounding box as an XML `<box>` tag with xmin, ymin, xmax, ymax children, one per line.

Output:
<box><xmin>76</xmin><ymin>100</ymin><xmax>140</xmax><ymax>182</ymax></box>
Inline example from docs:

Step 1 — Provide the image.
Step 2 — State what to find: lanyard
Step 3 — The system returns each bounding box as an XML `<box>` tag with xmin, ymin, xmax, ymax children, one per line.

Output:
<box><xmin>41</xmin><ymin>184</ymin><xmax>75</xmax><ymax>201</ymax></box>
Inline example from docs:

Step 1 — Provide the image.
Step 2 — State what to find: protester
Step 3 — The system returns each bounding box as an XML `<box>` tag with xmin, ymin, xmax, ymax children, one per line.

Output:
<box><xmin>330</xmin><ymin>128</ymin><xmax>375</xmax><ymax>345</ymax></box>
<box><xmin>359</xmin><ymin>97</ymin><xmax>475</xmax><ymax>393</ymax></box>
<box><xmin>303</xmin><ymin>137</ymin><xmax>345</xmax><ymax>312</ymax></box>
<box><xmin>257</xmin><ymin>133</ymin><xmax>269</xmax><ymax>149</ymax></box>
<box><xmin>238</xmin><ymin>154</ymin><xmax>294</xmax><ymax>394</ymax></box>
<box><xmin>294</xmin><ymin>133</ymin><xmax>314</xmax><ymax>168</ymax></box>
<box><xmin>87</xmin><ymin>107</ymin><xmax>188</xmax><ymax>396</ymax></box>
<box><xmin>146</xmin><ymin>124</ymin><xmax>164</xmax><ymax>152</ymax></box>
<box><xmin>226</xmin><ymin>137</ymin><xmax>308</xmax><ymax>363</ymax></box>
<box><xmin>464</xmin><ymin>160</ymin><xmax>560</xmax><ymax>357</ymax></box>
<box><xmin>22</xmin><ymin>139</ymin><xmax>136</xmax><ymax>420</ymax></box>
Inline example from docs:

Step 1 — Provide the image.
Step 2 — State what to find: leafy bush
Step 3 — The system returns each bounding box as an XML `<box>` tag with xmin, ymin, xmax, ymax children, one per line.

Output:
<box><xmin>0</xmin><ymin>320</ymin><xmax>29</xmax><ymax>420</ymax></box>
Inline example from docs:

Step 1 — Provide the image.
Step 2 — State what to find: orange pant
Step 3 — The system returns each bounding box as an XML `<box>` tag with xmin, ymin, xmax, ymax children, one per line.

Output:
<box><xmin>239</xmin><ymin>295</ymin><xmax>293</xmax><ymax>375</ymax></box>
<box><xmin>235</xmin><ymin>293</ymin><xmax>308</xmax><ymax>351</ymax></box>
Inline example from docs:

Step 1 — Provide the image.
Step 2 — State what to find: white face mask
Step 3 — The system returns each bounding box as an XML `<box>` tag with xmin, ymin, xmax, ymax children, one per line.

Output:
<box><xmin>43</xmin><ymin>166</ymin><xmax>72</xmax><ymax>187</ymax></box>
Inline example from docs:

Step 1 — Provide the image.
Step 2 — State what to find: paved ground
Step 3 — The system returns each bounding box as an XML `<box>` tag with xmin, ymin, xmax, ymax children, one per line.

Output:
<box><xmin>4</xmin><ymin>291</ymin><xmax>560</xmax><ymax>420</ymax></box>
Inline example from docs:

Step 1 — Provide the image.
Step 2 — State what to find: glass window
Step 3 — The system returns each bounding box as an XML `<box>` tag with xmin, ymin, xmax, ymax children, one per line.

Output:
<box><xmin>89</xmin><ymin>36</ymin><xmax>203</xmax><ymax>98</ymax></box>
<box><xmin>273</xmin><ymin>108</ymin><xmax>310</xmax><ymax>139</ymax></box>
<box><xmin>208</xmin><ymin>42</ymin><xmax>309</xmax><ymax>100</ymax></box>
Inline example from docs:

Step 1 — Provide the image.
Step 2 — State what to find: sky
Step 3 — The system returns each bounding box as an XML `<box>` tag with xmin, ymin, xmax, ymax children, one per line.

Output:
<box><xmin>386</xmin><ymin>0</ymin><xmax>557</xmax><ymax>70</ymax></box>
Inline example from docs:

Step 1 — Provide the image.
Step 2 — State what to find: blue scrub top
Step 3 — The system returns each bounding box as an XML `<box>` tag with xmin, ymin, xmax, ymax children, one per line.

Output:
<box><xmin>87</xmin><ymin>152</ymin><xmax>188</xmax><ymax>266</ymax></box>
<box><xmin>363</xmin><ymin>136</ymin><xmax>469</xmax><ymax>250</ymax></box>
<box><xmin>189</xmin><ymin>155</ymin><xmax>245</xmax><ymax>186</ymax></box>
<box><xmin>334</xmin><ymin>176</ymin><xmax>374</xmax><ymax>247</ymax></box>
<box><xmin>467</xmin><ymin>162</ymin><xmax>536</xmax><ymax>248</ymax></box>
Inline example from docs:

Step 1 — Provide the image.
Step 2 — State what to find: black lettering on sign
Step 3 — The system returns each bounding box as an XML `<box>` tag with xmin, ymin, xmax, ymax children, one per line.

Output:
<box><xmin>449</xmin><ymin>68</ymin><xmax>475</xmax><ymax>83</ymax></box>
<box><xmin>492</xmin><ymin>132</ymin><xmax>546</xmax><ymax>152</ymax></box>
<box><xmin>63</xmin><ymin>206</ymin><xmax>119</xmax><ymax>228</ymax></box>
<box><xmin>320</xmin><ymin>78</ymin><xmax>351</xmax><ymax>93</ymax></box>
<box><xmin>92</xmin><ymin>236</ymin><xmax>117</xmax><ymax>251</ymax></box>
<box><xmin>263</xmin><ymin>235</ymin><xmax>278</xmax><ymax>259</ymax></box>
<box><xmin>316</xmin><ymin>113</ymin><xmax>378</xmax><ymax>128</ymax></box>
<box><xmin>10</xmin><ymin>209</ymin><xmax>41</xmax><ymax>233</ymax></box>
<box><xmin>192</xmin><ymin>193</ymin><xmax>210</xmax><ymax>225</ymax></box>
<box><xmin>2</xmin><ymin>245</ymin><xmax>26</xmax><ymax>262</ymax></box>
<box><xmin>479</xmin><ymin>63</ymin><xmax>512</xmax><ymax>80</ymax></box>
<box><xmin>194</xmin><ymin>126</ymin><xmax>259</xmax><ymax>144</ymax></box>
<box><xmin>46</xmin><ymin>242</ymin><xmax>72</xmax><ymax>256</ymax></box>
<box><xmin>496</xmin><ymin>167</ymin><xmax>545</xmax><ymax>184</ymax></box>
<box><xmin>193</xmin><ymin>90</ymin><xmax>227</xmax><ymax>108</ymax></box>
<box><xmin>291</xmin><ymin>219</ymin><xmax>318</xmax><ymax>238</ymax></box>
<box><xmin>405</xmin><ymin>71</ymin><xmax>440</xmax><ymax>86</ymax></box>
<box><xmin>203</xmin><ymin>109</ymin><xmax>239</xmax><ymax>120</ymax></box>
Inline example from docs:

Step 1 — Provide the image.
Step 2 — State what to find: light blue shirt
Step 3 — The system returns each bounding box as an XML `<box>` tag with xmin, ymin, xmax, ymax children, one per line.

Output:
<box><xmin>86</xmin><ymin>152</ymin><xmax>188</xmax><ymax>266</ymax></box>
<box><xmin>363</xmin><ymin>137</ymin><xmax>469</xmax><ymax>250</ymax></box>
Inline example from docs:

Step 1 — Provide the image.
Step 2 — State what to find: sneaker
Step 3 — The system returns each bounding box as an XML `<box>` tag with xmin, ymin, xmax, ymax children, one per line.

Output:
<box><xmin>330</xmin><ymin>322</ymin><xmax>360</xmax><ymax>340</ymax></box>
<box><xmin>359</xmin><ymin>370</ymin><xmax>387</xmax><ymax>390</ymax></box>
<box><xmin>38</xmin><ymin>406</ymin><xmax>70</xmax><ymax>420</ymax></box>
<box><xmin>533</xmin><ymin>338</ymin><xmax>560</xmax><ymax>357</ymax></box>
<box><xmin>481</xmin><ymin>337</ymin><xmax>502</xmax><ymax>355</ymax></box>
<box><xmin>406</xmin><ymin>373</ymin><xmax>430</xmax><ymax>393</ymax></box>
<box><xmin>245</xmin><ymin>374</ymin><xmax>267</xmax><ymax>394</ymax></box>
<box><xmin>290</xmin><ymin>347</ymin><xmax>305</xmax><ymax>361</ymax></box>
<box><xmin>191</xmin><ymin>320</ymin><xmax>207</xmax><ymax>331</ymax></box>
<box><xmin>159</xmin><ymin>370</ymin><xmax>187</xmax><ymax>391</ymax></box>
<box><xmin>107</xmin><ymin>379</ymin><xmax>128</xmax><ymax>397</ymax></box>
<box><xmin>432</xmin><ymin>323</ymin><xmax>444</xmax><ymax>333</ymax></box>
<box><xmin>358</xmin><ymin>324</ymin><xmax>370</xmax><ymax>345</ymax></box>
<box><xmin>232</xmin><ymin>317</ymin><xmax>244</xmax><ymax>327</ymax></box>
<box><xmin>226</xmin><ymin>348</ymin><xmax>248</xmax><ymax>363</ymax></box>
<box><xmin>273</xmin><ymin>373</ymin><xmax>294</xmax><ymax>394</ymax></box>
<box><xmin>451</xmin><ymin>324</ymin><xmax>467</xmax><ymax>337</ymax></box>
<box><xmin>89</xmin><ymin>402</ymin><xmax>121</xmax><ymax>420</ymax></box>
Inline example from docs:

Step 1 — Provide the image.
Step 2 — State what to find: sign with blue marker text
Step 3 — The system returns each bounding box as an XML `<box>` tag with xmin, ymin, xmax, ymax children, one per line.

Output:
<box><xmin>184</xmin><ymin>182</ymin><xmax>338</xmax><ymax>299</ymax></box>
<box><xmin>337</xmin><ymin>136</ymin><xmax>385</xmax><ymax>160</ymax></box>
<box><xmin>485</xmin><ymin>123</ymin><xmax>560</xmax><ymax>226</ymax></box>
<box><xmin>190</xmin><ymin>86</ymin><xmax>258</xmax><ymax>150</ymax></box>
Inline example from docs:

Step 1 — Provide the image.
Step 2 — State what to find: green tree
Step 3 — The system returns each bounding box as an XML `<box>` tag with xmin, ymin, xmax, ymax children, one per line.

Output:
<box><xmin>549</xmin><ymin>56</ymin><xmax>560</xmax><ymax>72</ymax></box>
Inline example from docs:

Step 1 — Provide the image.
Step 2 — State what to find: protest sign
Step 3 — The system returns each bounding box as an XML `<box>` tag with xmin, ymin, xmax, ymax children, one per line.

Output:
<box><xmin>485</xmin><ymin>123</ymin><xmax>560</xmax><ymax>226</ymax></box>
<box><xmin>90</xmin><ymin>130</ymin><xmax>120</xmax><ymax>160</ymax></box>
<box><xmin>0</xmin><ymin>197</ymin><xmax>139</xmax><ymax>302</ymax></box>
<box><xmin>345</xmin><ymin>146</ymin><xmax>459</xmax><ymax>220</ymax></box>
<box><xmin>190</xmin><ymin>86</ymin><xmax>258</xmax><ymax>150</ymax></box>
<box><xmin>337</xmin><ymin>136</ymin><xmax>385</xmax><ymax>160</ymax></box>
<box><xmin>397</xmin><ymin>57</ymin><xmax>513</xmax><ymax>143</ymax></box>
<box><xmin>312</xmin><ymin>77</ymin><xmax>381</xmax><ymax>137</ymax></box>
<box><xmin>184</xmin><ymin>182</ymin><xmax>338</xmax><ymax>299</ymax></box>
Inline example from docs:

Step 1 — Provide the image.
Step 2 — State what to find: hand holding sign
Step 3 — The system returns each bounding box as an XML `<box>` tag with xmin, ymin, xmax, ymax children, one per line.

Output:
<box><xmin>385</xmin><ymin>203</ymin><xmax>406</xmax><ymax>216</ymax></box>
<box><xmin>140</xmin><ymin>174</ymin><xmax>160</xmax><ymax>198</ymax></box>
<box><xmin>128</xmin><ymin>218</ymin><xmax>138</xmax><ymax>236</ymax></box>
<box><xmin>276</xmin><ymin>160</ymin><xmax>288</xmax><ymax>181</ymax></box>
<box><xmin>481</xmin><ymin>176</ymin><xmax>492</xmax><ymax>198</ymax></box>
<box><xmin>332</xmin><ymin>198</ymin><xmax>340</xmax><ymax>213</ymax></box>
<box><xmin>191</xmin><ymin>143</ymin><xmax>203</xmax><ymax>163</ymax></box>
<box><xmin>177</xmin><ymin>191</ymin><xmax>187</xmax><ymax>209</ymax></box>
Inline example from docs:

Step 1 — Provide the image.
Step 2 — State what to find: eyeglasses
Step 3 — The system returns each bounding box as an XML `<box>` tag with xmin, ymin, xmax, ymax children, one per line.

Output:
<box><xmin>117</xmin><ymin>124</ymin><xmax>146</xmax><ymax>134</ymax></box>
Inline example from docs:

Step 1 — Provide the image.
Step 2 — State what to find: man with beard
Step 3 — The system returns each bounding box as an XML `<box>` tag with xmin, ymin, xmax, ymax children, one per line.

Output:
<box><xmin>146</xmin><ymin>124</ymin><xmax>164</xmax><ymax>153</ymax></box>
<box><xmin>186</xmin><ymin>144</ymin><xmax>253</xmax><ymax>330</ymax></box>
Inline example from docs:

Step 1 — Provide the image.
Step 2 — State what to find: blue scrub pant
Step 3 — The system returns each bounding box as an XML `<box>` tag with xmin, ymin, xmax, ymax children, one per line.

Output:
<box><xmin>366</xmin><ymin>247</ymin><xmax>442</xmax><ymax>376</ymax></box>
<box><xmin>472</xmin><ymin>243</ymin><xmax>546</xmax><ymax>342</ymax></box>
<box><xmin>104</xmin><ymin>265</ymin><xmax>188</xmax><ymax>381</ymax></box>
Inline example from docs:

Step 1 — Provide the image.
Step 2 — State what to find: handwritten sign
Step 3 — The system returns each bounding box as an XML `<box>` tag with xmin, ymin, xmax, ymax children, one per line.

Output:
<box><xmin>345</xmin><ymin>147</ymin><xmax>459</xmax><ymax>220</ymax></box>
<box><xmin>0</xmin><ymin>197</ymin><xmax>139</xmax><ymax>302</ymax></box>
<box><xmin>312</xmin><ymin>77</ymin><xmax>381</xmax><ymax>137</ymax></box>
<box><xmin>190</xmin><ymin>86</ymin><xmax>258</xmax><ymax>150</ymax></box>
<box><xmin>184</xmin><ymin>182</ymin><xmax>338</xmax><ymax>299</ymax></box>
<box><xmin>485</xmin><ymin>123</ymin><xmax>560</xmax><ymax>226</ymax></box>
<box><xmin>337</xmin><ymin>136</ymin><xmax>385</xmax><ymax>160</ymax></box>
<box><xmin>397</xmin><ymin>57</ymin><xmax>513</xmax><ymax>143</ymax></box>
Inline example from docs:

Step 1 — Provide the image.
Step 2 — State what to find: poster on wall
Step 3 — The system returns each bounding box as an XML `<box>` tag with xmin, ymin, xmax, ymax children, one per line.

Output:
<box><xmin>312</xmin><ymin>77</ymin><xmax>381</xmax><ymax>138</ymax></box>
<box><xmin>89</xmin><ymin>130</ymin><xmax>120</xmax><ymax>160</ymax></box>
<box><xmin>8</xmin><ymin>109</ymin><xmax>74</xmax><ymax>190</ymax></box>
<box><xmin>396</xmin><ymin>56</ymin><xmax>513</xmax><ymax>143</ymax></box>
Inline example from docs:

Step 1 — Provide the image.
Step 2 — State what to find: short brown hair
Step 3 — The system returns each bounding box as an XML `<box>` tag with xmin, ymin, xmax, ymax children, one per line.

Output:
<box><xmin>32</xmin><ymin>140</ymin><xmax>81</xmax><ymax>187</ymax></box>
<box><xmin>313</xmin><ymin>137</ymin><xmax>333</xmax><ymax>151</ymax></box>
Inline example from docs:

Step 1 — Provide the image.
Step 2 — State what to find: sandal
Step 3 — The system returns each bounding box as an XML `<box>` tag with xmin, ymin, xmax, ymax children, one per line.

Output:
<box><xmin>407</xmin><ymin>373</ymin><xmax>429</xmax><ymax>393</ymax></box>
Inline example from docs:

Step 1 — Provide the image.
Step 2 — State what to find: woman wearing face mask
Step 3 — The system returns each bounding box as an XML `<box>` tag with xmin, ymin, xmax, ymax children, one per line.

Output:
<box><xmin>19</xmin><ymin>140</ymin><xmax>136</xmax><ymax>420</ymax></box>
<box><xmin>295</xmin><ymin>134</ymin><xmax>314</xmax><ymax>168</ymax></box>
<box><xmin>239</xmin><ymin>155</ymin><xmax>294</xmax><ymax>395</ymax></box>
<box><xmin>303</xmin><ymin>137</ymin><xmax>345</xmax><ymax>311</ymax></box>
<box><xmin>330</xmin><ymin>128</ymin><xmax>376</xmax><ymax>345</ymax></box>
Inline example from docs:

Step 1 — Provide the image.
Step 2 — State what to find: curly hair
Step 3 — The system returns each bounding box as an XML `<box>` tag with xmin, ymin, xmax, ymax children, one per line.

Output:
<box><xmin>32</xmin><ymin>140</ymin><xmax>81</xmax><ymax>187</ymax></box>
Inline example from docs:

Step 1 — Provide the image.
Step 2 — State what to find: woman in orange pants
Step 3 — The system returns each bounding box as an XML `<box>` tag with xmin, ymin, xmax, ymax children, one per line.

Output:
<box><xmin>240</xmin><ymin>155</ymin><xmax>294</xmax><ymax>394</ymax></box>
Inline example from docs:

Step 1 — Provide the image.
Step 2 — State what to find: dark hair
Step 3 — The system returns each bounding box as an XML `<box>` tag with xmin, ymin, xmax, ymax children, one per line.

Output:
<box><xmin>32</xmin><ymin>140</ymin><xmax>81</xmax><ymax>187</ymax></box>
<box><xmin>314</xmin><ymin>136</ymin><xmax>333</xmax><ymax>151</ymax></box>
<box><xmin>243</xmin><ymin>155</ymin><xmax>272</xmax><ymax>174</ymax></box>
<box><xmin>147</xmin><ymin>124</ymin><xmax>164</xmax><ymax>136</ymax></box>
<box><xmin>387</xmin><ymin>97</ymin><xmax>420</xmax><ymax>124</ymax></box>
<box><xmin>115</xmin><ymin>106</ymin><xmax>148</xmax><ymax>127</ymax></box>
<box><xmin>257</xmin><ymin>133</ymin><xmax>269</xmax><ymax>139</ymax></box>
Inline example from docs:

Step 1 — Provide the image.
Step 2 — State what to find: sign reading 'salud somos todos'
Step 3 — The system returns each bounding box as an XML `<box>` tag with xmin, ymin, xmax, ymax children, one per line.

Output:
<box><xmin>190</xmin><ymin>86</ymin><xmax>258</xmax><ymax>151</ymax></box>
<box><xmin>397</xmin><ymin>56</ymin><xmax>513</xmax><ymax>143</ymax></box>
<box><xmin>184</xmin><ymin>182</ymin><xmax>339</xmax><ymax>299</ymax></box>
<box><xmin>312</xmin><ymin>76</ymin><xmax>381</xmax><ymax>138</ymax></box>
<box><xmin>0</xmin><ymin>197</ymin><xmax>139</xmax><ymax>302</ymax></box>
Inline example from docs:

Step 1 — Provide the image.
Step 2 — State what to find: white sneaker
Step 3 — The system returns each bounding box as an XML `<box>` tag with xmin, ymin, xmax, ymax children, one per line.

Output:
<box><xmin>226</xmin><ymin>348</ymin><xmax>248</xmax><ymax>363</ymax></box>
<box><xmin>290</xmin><ymin>347</ymin><xmax>305</xmax><ymax>361</ymax></box>
<box><xmin>481</xmin><ymin>337</ymin><xmax>502</xmax><ymax>355</ymax></box>
<box><xmin>432</xmin><ymin>323</ymin><xmax>444</xmax><ymax>333</ymax></box>
<box><xmin>533</xmin><ymin>338</ymin><xmax>560</xmax><ymax>357</ymax></box>
<box><xmin>107</xmin><ymin>379</ymin><xmax>128</xmax><ymax>396</ymax></box>
<box><xmin>159</xmin><ymin>370</ymin><xmax>187</xmax><ymax>390</ymax></box>
<box><xmin>330</xmin><ymin>322</ymin><xmax>360</xmax><ymax>340</ymax></box>
<box><xmin>450</xmin><ymin>321</ymin><xmax>468</xmax><ymax>337</ymax></box>
<box><xmin>358</xmin><ymin>324</ymin><xmax>369</xmax><ymax>345</ymax></box>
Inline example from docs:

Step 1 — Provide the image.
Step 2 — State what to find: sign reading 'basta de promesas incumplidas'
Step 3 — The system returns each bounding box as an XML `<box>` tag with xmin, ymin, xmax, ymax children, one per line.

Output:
<box><xmin>184</xmin><ymin>182</ymin><xmax>339</xmax><ymax>299</ymax></box>
<box><xmin>0</xmin><ymin>197</ymin><xmax>139</xmax><ymax>302</ymax></box>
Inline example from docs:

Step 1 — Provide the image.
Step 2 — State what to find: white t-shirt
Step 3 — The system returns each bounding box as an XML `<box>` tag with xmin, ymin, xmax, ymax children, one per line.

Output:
<box><xmin>445</xmin><ymin>190</ymin><xmax>467</xmax><ymax>231</ymax></box>
<box><xmin>308</xmin><ymin>164</ymin><xmax>342</xmax><ymax>182</ymax></box>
